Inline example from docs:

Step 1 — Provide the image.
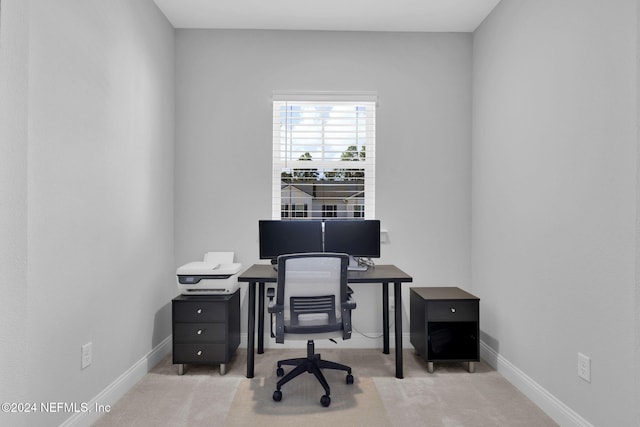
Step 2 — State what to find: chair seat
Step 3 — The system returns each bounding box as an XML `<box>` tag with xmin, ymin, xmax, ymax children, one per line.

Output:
<box><xmin>282</xmin><ymin>330</ymin><xmax>344</xmax><ymax>341</ymax></box>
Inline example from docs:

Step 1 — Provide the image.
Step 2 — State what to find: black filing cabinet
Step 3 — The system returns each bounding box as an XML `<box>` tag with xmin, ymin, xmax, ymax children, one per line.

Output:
<box><xmin>172</xmin><ymin>290</ymin><xmax>240</xmax><ymax>375</ymax></box>
<box><xmin>410</xmin><ymin>287</ymin><xmax>479</xmax><ymax>373</ymax></box>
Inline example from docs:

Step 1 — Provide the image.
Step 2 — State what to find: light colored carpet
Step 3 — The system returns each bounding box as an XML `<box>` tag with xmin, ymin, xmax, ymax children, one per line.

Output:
<box><xmin>93</xmin><ymin>349</ymin><xmax>558</xmax><ymax>427</ymax></box>
<box><xmin>374</xmin><ymin>373</ymin><xmax>558</xmax><ymax>427</ymax></box>
<box><xmin>92</xmin><ymin>364</ymin><xmax>241</xmax><ymax>427</ymax></box>
<box><xmin>226</xmin><ymin>376</ymin><xmax>391</xmax><ymax>427</ymax></box>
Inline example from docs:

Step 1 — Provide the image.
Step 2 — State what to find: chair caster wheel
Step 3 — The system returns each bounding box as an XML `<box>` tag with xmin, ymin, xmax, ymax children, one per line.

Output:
<box><xmin>276</xmin><ymin>367</ymin><xmax>284</xmax><ymax>377</ymax></box>
<box><xmin>273</xmin><ymin>390</ymin><xmax>282</xmax><ymax>402</ymax></box>
<box><xmin>346</xmin><ymin>374</ymin><xmax>354</xmax><ymax>384</ymax></box>
<box><xmin>320</xmin><ymin>395</ymin><xmax>331</xmax><ymax>407</ymax></box>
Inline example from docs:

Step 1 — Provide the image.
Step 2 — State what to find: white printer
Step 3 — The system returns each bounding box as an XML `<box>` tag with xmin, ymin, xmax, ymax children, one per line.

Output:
<box><xmin>176</xmin><ymin>252</ymin><xmax>242</xmax><ymax>295</ymax></box>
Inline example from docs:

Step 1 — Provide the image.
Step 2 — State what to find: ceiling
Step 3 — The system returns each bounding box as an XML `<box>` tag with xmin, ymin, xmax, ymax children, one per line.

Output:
<box><xmin>153</xmin><ymin>0</ymin><xmax>501</xmax><ymax>33</ymax></box>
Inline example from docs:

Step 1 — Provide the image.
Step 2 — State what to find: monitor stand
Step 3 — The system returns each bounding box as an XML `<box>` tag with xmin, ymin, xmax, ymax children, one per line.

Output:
<box><xmin>347</xmin><ymin>255</ymin><xmax>368</xmax><ymax>271</ymax></box>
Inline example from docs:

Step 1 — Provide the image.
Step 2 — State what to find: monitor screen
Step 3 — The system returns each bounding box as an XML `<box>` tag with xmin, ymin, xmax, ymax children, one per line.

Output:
<box><xmin>323</xmin><ymin>220</ymin><xmax>381</xmax><ymax>258</ymax></box>
<box><xmin>258</xmin><ymin>220</ymin><xmax>324</xmax><ymax>260</ymax></box>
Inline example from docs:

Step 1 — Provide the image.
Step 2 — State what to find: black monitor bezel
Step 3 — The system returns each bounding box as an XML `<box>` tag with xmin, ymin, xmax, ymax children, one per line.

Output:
<box><xmin>258</xmin><ymin>220</ymin><xmax>324</xmax><ymax>261</ymax></box>
<box><xmin>323</xmin><ymin>219</ymin><xmax>381</xmax><ymax>258</ymax></box>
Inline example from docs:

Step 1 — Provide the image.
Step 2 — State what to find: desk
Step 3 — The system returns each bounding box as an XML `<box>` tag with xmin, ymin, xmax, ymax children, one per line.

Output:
<box><xmin>238</xmin><ymin>264</ymin><xmax>413</xmax><ymax>379</ymax></box>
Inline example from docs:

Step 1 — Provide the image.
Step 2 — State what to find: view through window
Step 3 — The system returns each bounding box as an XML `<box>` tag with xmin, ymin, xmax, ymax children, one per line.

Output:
<box><xmin>272</xmin><ymin>93</ymin><xmax>376</xmax><ymax>220</ymax></box>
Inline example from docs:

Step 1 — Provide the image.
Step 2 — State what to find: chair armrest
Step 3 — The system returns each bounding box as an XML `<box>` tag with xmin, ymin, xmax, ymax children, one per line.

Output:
<box><xmin>267</xmin><ymin>300</ymin><xmax>285</xmax><ymax>343</ymax></box>
<box><xmin>266</xmin><ymin>288</ymin><xmax>278</xmax><ymax>340</ymax></box>
<box><xmin>341</xmin><ymin>295</ymin><xmax>356</xmax><ymax>340</ymax></box>
<box><xmin>268</xmin><ymin>301</ymin><xmax>283</xmax><ymax>313</ymax></box>
<box><xmin>342</xmin><ymin>296</ymin><xmax>356</xmax><ymax>311</ymax></box>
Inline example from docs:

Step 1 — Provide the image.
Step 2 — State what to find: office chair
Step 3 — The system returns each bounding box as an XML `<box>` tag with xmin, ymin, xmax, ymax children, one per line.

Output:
<box><xmin>267</xmin><ymin>252</ymin><xmax>356</xmax><ymax>407</ymax></box>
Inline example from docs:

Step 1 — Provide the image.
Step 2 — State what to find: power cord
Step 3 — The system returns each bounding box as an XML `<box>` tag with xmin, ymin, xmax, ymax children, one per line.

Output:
<box><xmin>352</xmin><ymin>310</ymin><xmax>395</xmax><ymax>340</ymax></box>
<box><xmin>354</xmin><ymin>257</ymin><xmax>375</xmax><ymax>268</ymax></box>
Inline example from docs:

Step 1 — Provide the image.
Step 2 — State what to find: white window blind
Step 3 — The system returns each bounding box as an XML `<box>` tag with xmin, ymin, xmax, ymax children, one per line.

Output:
<box><xmin>272</xmin><ymin>92</ymin><xmax>376</xmax><ymax>220</ymax></box>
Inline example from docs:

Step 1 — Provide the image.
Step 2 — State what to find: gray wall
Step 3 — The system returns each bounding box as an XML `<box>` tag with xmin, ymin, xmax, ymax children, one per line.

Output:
<box><xmin>175</xmin><ymin>29</ymin><xmax>473</xmax><ymax>341</ymax></box>
<box><xmin>4</xmin><ymin>1</ymin><xmax>638</xmax><ymax>426</ymax></box>
<box><xmin>0</xmin><ymin>1</ymin><xmax>176</xmax><ymax>425</ymax></box>
<box><xmin>472</xmin><ymin>0</ymin><xmax>638</xmax><ymax>425</ymax></box>
<box><xmin>0</xmin><ymin>0</ymin><xmax>29</xmax><ymax>415</ymax></box>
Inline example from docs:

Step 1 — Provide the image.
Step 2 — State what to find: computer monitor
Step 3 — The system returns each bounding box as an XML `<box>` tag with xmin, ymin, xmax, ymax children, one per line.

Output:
<box><xmin>258</xmin><ymin>220</ymin><xmax>324</xmax><ymax>262</ymax></box>
<box><xmin>323</xmin><ymin>220</ymin><xmax>381</xmax><ymax>258</ymax></box>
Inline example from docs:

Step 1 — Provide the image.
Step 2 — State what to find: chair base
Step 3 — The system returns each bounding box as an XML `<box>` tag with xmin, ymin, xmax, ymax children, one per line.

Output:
<box><xmin>273</xmin><ymin>340</ymin><xmax>354</xmax><ymax>407</ymax></box>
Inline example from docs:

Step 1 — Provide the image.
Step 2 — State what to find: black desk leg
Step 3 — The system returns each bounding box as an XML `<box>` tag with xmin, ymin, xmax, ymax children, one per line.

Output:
<box><xmin>382</xmin><ymin>282</ymin><xmax>390</xmax><ymax>354</ymax></box>
<box><xmin>258</xmin><ymin>282</ymin><xmax>265</xmax><ymax>354</ymax></box>
<box><xmin>394</xmin><ymin>281</ymin><xmax>403</xmax><ymax>379</ymax></box>
<box><xmin>247</xmin><ymin>281</ymin><xmax>256</xmax><ymax>378</ymax></box>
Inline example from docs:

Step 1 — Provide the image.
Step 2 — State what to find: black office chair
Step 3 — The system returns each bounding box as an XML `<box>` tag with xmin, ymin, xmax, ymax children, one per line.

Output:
<box><xmin>267</xmin><ymin>252</ymin><xmax>356</xmax><ymax>407</ymax></box>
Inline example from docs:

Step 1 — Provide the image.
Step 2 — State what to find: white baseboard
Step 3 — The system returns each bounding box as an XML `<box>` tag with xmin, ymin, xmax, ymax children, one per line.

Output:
<box><xmin>480</xmin><ymin>340</ymin><xmax>593</xmax><ymax>427</ymax></box>
<box><xmin>60</xmin><ymin>336</ymin><xmax>172</xmax><ymax>427</ymax></box>
<box><xmin>59</xmin><ymin>334</ymin><xmax>590</xmax><ymax>427</ymax></box>
<box><xmin>60</xmin><ymin>329</ymin><xmax>405</xmax><ymax>427</ymax></box>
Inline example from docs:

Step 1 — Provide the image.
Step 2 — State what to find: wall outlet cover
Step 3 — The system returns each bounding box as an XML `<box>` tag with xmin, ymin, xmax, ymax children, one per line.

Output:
<box><xmin>577</xmin><ymin>352</ymin><xmax>590</xmax><ymax>383</ymax></box>
<box><xmin>81</xmin><ymin>342</ymin><xmax>93</xmax><ymax>369</ymax></box>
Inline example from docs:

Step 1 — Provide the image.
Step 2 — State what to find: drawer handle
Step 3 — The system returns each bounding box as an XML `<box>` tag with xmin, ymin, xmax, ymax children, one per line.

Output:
<box><xmin>196</xmin><ymin>350</ymin><xmax>203</xmax><ymax>356</ymax></box>
<box><xmin>196</xmin><ymin>309</ymin><xmax>203</xmax><ymax>314</ymax></box>
<box><xmin>450</xmin><ymin>307</ymin><xmax>456</xmax><ymax>313</ymax></box>
<box><xmin>196</xmin><ymin>329</ymin><xmax>203</xmax><ymax>335</ymax></box>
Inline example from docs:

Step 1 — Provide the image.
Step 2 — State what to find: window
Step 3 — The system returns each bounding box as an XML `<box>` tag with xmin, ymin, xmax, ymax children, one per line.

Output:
<box><xmin>291</xmin><ymin>203</ymin><xmax>308</xmax><ymax>218</ymax></box>
<box><xmin>272</xmin><ymin>92</ymin><xmax>376</xmax><ymax>220</ymax></box>
<box><xmin>322</xmin><ymin>205</ymin><xmax>338</xmax><ymax>218</ymax></box>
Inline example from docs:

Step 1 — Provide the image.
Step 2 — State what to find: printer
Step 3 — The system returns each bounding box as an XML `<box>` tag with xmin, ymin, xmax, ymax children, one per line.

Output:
<box><xmin>176</xmin><ymin>252</ymin><xmax>242</xmax><ymax>295</ymax></box>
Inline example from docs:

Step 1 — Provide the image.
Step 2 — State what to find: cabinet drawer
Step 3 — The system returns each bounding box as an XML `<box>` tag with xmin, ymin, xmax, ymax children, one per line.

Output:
<box><xmin>173</xmin><ymin>302</ymin><xmax>226</xmax><ymax>323</ymax></box>
<box><xmin>173</xmin><ymin>323</ymin><xmax>225</xmax><ymax>343</ymax></box>
<box><xmin>173</xmin><ymin>343</ymin><xmax>228</xmax><ymax>364</ymax></box>
<box><xmin>426</xmin><ymin>300</ymin><xmax>478</xmax><ymax>321</ymax></box>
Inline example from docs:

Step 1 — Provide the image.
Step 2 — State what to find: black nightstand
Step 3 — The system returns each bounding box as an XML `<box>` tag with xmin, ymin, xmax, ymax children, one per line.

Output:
<box><xmin>172</xmin><ymin>290</ymin><xmax>240</xmax><ymax>375</ymax></box>
<box><xmin>410</xmin><ymin>287</ymin><xmax>480</xmax><ymax>373</ymax></box>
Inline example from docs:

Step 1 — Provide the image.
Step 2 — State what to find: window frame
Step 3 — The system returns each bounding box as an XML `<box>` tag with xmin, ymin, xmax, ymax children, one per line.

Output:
<box><xmin>272</xmin><ymin>91</ymin><xmax>377</xmax><ymax>221</ymax></box>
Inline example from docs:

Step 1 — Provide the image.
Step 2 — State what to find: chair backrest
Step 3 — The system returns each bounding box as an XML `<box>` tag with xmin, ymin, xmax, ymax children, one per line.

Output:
<box><xmin>276</xmin><ymin>253</ymin><xmax>349</xmax><ymax>334</ymax></box>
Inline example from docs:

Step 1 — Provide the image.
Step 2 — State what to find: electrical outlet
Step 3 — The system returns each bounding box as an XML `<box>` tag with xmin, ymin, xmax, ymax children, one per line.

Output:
<box><xmin>577</xmin><ymin>352</ymin><xmax>590</xmax><ymax>382</ymax></box>
<box><xmin>81</xmin><ymin>342</ymin><xmax>93</xmax><ymax>369</ymax></box>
